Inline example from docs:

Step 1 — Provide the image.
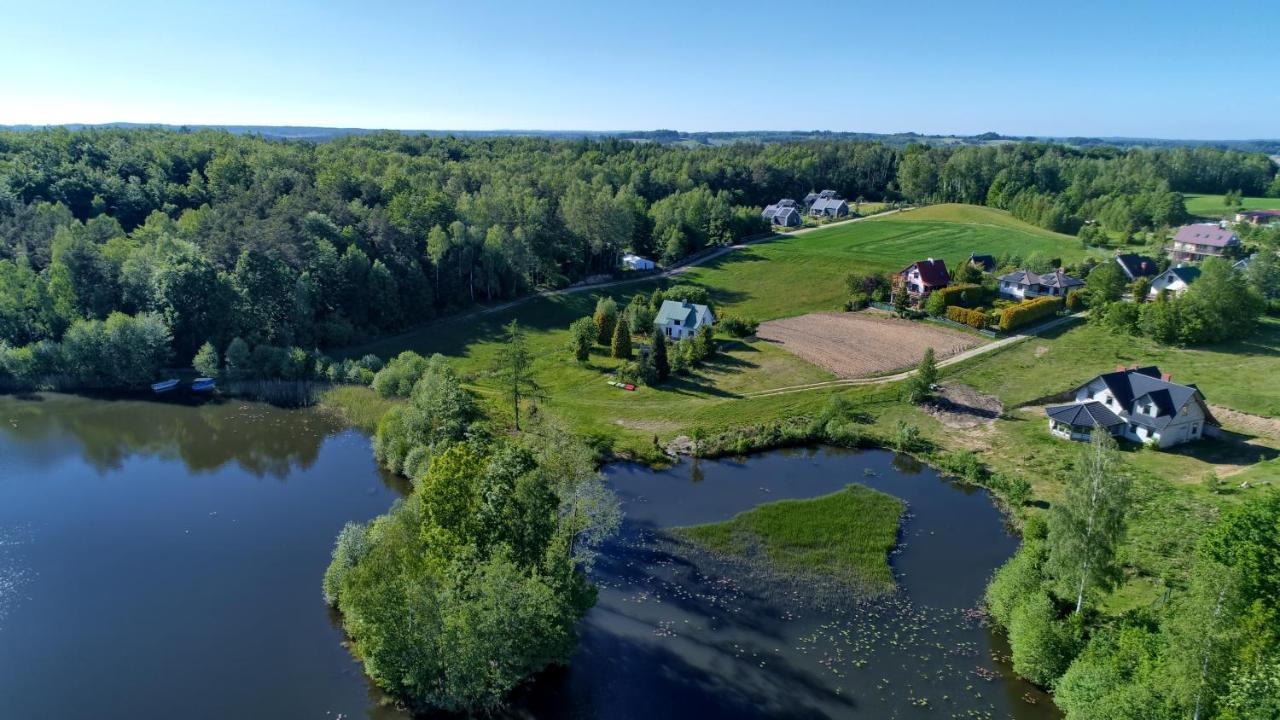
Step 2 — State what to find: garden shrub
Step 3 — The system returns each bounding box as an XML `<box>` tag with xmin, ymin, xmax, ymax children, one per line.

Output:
<box><xmin>719</xmin><ymin>315</ymin><xmax>759</xmax><ymax>337</ymax></box>
<box><xmin>1000</xmin><ymin>296</ymin><xmax>1063</xmax><ymax>331</ymax></box>
<box><xmin>945</xmin><ymin>305</ymin><xmax>990</xmax><ymax>329</ymax></box>
<box><xmin>933</xmin><ymin>283</ymin><xmax>987</xmax><ymax>309</ymax></box>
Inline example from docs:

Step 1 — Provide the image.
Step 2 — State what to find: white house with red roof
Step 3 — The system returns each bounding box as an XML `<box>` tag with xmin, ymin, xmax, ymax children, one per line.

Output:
<box><xmin>897</xmin><ymin>258</ymin><xmax>949</xmax><ymax>300</ymax></box>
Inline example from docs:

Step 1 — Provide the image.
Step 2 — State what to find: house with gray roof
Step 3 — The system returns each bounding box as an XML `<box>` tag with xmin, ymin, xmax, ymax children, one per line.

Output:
<box><xmin>809</xmin><ymin>197</ymin><xmax>849</xmax><ymax>219</ymax></box>
<box><xmin>762</xmin><ymin>199</ymin><xmax>803</xmax><ymax>227</ymax></box>
<box><xmin>1170</xmin><ymin>224</ymin><xmax>1239</xmax><ymax>262</ymax></box>
<box><xmin>803</xmin><ymin>189</ymin><xmax>841</xmax><ymax>207</ymax></box>
<box><xmin>967</xmin><ymin>253</ymin><xmax>997</xmax><ymax>272</ymax></box>
<box><xmin>654</xmin><ymin>299</ymin><xmax>715</xmax><ymax>340</ymax></box>
<box><xmin>997</xmin><ymin>268</ymin><xmax>1084</xmax><ymax>301</ymax></box>
<box><xmin>1045</xmin><ymin>365</ymin><xmax>1218</xmax><ymax>447</ymax></box>
<box><xmin>1149</xmin><ymin>264</ymin><xmax>1201</xmax><ymax>297</ymax></box>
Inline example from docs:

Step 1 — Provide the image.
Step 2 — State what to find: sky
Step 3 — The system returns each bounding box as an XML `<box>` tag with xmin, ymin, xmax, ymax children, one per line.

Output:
<box><xmin>1</xmin><ymin>0</ymin><xmax>1277</xmax><ymax>139</ymax></box>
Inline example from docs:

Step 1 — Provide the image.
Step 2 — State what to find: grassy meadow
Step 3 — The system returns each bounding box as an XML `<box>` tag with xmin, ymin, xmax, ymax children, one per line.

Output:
<box><xmin>673</xmin><ymin>484</ymin><xmax>904</xmax><ymax>595</ymax></box>
<box><xmin>338</xmin><ymin>204</ymin><xmax>1091</xmax><ymax>457</ymax></box>
<box><xmin>1183</xmin><ymin>193</ymin><xmax>1279</xmax><ymax>217</ymax></box>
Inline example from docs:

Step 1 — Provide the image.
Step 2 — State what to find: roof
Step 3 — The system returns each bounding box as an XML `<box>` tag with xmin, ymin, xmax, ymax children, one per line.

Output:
<box><xmin>1046</xmin><ymin>401</ymin><xmax>1126</xmax><ymax>429</ymax></box>
<box><xmin>1166</xmin><ymin>265</ymin><xmax>1201</xmax><ymax>285</ymax></box>
<box><xmin>1174</xmin><ymin>224</ymin><xmax>1238</xmax><ymax>248</ymax></box>
<box><xmin>998</xmin><ymin>268</ymin><xmax>1085</xmax><ymax>289</ymax></box>
<box><xmin>810</xmin><ymin>197</ymin><xmax>848</xmax><ymax>214</ymax></box>
<box><xmin>623</xmin><ymin>253</ymin><xmax>653</xmax><ymax>263</ymax></box>
<box><xmin>1087</xmin><ymin>366</ymin><xmax>1214</xmax><ymax>426</ymax></box>
<box><xmin>818</xmin><ymin>189</ymin><xmax>840</xmax><ymax>199</ymax></box>
<box><xmin>1115</xmin><ymin>253</ymin><xmax>1158</xmax><ymax>279</ymax></box>
<box><xmin>1239</xmin><ymin>210</ymin><xmax>1280</xmax><ymax>219</ymax></box>
<box><xmin>803</xmin><ymin>191</ymin><xmax>819</xmax><ymax>203</ymax></box>
<box><xmin>968</xmin><ymin>253</ymin><xmax>996</xmax><ymax>271</ymax></box>
<box><xmin>655</xmin><ymin>299</ymin><xmax>714</xmax><ymax>328</ymax></box>
<box><xmin>901</xmin><ymin>258</ymin><xmax>950</xmax><ymax>287</ymax></box>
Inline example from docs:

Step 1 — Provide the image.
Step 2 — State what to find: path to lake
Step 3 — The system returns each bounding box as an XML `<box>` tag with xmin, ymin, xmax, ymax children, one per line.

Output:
<box><xmin>0</xmin><ymin>394</ymin><xmax>1057</xmax><ymax>719</ymax></box>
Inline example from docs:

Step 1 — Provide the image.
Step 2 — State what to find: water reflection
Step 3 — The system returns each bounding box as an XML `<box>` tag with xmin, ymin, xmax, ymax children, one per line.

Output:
<box><xmin>0</xmin><ymin>393</ymin><xmax>346</xmax><ymax>478</ymax></box>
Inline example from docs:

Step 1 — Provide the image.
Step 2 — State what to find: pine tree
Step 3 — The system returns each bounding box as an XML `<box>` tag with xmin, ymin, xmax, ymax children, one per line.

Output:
<box><xmin>611</xmin><ymin>318</ymin><xmax>632</xmax><ymax>359</ymax></box>
<box><xmin>495</xmin><ymin>320</ymin><xmax>539</xmax><ymax>430</ymax></box>
<box><xmin>652</xmin><ymin>332</ymin><xmax>669</xmax><ymax>381</ymax></box>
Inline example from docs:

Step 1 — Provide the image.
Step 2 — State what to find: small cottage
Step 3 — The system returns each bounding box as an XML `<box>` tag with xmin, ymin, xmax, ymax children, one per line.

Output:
<box><xmin>1148</xmin><ymin>265</ymin><xmax>1200</xmax><ymax>297</ymax></box>
<box><xmin>654</xmin><ymin>299</ymin><xmax>715</xmax><ymax>340</ymax></box>
<box><xmin>622</xmin><ymin>253</ymin><xmax>656</xmax><ymax>271</ymax></box>
<box><xmin>762</xmin><ymin>200</ymin><xmax>803</xmax><ymax>227</ymax></box>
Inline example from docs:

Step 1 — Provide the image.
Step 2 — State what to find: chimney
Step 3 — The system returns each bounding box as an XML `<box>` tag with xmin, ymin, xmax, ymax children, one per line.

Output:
<box><xmin>1162</xmin><ymin>372</ymin><xmax>1172</xmax><ymax>382</ymax></box>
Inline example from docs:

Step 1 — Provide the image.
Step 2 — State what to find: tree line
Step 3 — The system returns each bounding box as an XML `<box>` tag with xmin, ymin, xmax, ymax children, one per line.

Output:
<box><xmin>1</xmin><ymin>129</ymin><xmax>1276</xmax><ymax>389</ymax></box>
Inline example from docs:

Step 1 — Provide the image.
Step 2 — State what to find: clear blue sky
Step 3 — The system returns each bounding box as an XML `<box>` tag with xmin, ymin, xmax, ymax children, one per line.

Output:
<box><xmin>2</xmin><ymin>0</ymin><xmax>1276</xmax><ymax>138</ymax></box>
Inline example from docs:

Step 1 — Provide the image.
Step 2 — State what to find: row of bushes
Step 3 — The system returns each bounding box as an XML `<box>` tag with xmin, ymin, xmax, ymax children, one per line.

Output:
<box><xmin>945</xmin><ymin>305</ymin><xmax>991</xmax><ymax>329</ymax></box>
<box><xmin>932</xmin><ymin>283</ymin><xmax>988</xmax><ymax>309</ymax></box>
<box><xmin>999</xmin><ymin>295</ymin><xmax>1063</xmax><ymax>331</ymax></box>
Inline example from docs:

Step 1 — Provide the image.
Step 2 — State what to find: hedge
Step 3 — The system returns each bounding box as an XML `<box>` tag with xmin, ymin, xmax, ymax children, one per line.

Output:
<box><xmin>999</xmin><ymin>295</ymin><xmax>1063</xmax><ymax>331</ymax></box>
<box><xmin>946</xmin><ymin>305</ymin><xmax>990</xmax><ymax>329</ymax></box>
<box><xmin>934</xmin><ymin>283</ymin><xmax>987</xmax><ymax>309</ymax></box>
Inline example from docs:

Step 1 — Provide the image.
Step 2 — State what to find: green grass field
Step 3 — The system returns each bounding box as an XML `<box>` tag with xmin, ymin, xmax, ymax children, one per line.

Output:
<box><xmin>1183</xmin><ymin>193</ymin><xmax>1279</xmax><ymax>218</ymax></box>
<box><xmin>678</xmin><ymin>204</ymin><xmax>1090</xmax><ymax>321</ymax></box>
<box><xmin>673</xmin><ymin>484</ymin><xmax>904</xmax><ymax>595</ymax></box>
<box><xmin>339</xmin><ymin>204</ymin><xmax>1091</xmax><ymax>457</ymax></box>
<box><xmin>948</xmin><ymin>316</ymin><xmax>1280</xmax><ymax>417</ymax></box>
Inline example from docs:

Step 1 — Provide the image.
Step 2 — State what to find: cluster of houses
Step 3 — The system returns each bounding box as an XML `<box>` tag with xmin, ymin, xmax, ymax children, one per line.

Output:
<box><xmin>895</xmin><ymin>253</ymin><xmax>1092</xmax><ymax>303</ymax></box>
<box><xmin>1045</xmin><ymin>365</ymin><xmax>1217</xmax><ymax>448</ymax></box>
<box><xmin>762</xmin><ymin>190</ymin><xmax>851</xmax><ymax>227</ymax></box>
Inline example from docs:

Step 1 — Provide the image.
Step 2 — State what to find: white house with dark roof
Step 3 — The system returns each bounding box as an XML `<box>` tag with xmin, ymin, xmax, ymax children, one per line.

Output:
<box><xmin>1045</xmin><ymin>365</ymin><xmax>1218</xmax><ymax>448</ymax></box>
<box><xmin>997</xmin><ymin>268</ymin><xmax>1085</xmax><ymax>301</ymax></box>
<box><xmin>762</xmin><ymin>199</ymin><xmax>803</xmax><ymax>227</ymax></box>
<box><xmin>1149</xmin><ymin>265</ymin><xmax>1201</xmax><ymax>297</ymax></box>
<box><xmin>654</xmin><ymin>299</ymin><xmax>715</xmax><ymax>340</ymax></box>
<box><xmin>1170</xmin><ymin>224</ymin><xmax>1239</xmax><ymax>262</ymax></box>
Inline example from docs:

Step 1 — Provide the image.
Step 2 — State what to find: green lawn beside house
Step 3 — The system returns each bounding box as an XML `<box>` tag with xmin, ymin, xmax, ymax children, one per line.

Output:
<box><xmin>1183</xmin><ymin>193</ymin><xmax>1280</xmax><ymax>218</ymax></box>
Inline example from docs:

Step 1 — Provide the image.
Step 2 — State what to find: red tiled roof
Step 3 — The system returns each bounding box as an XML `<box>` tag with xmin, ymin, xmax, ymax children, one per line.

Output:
<box><xmin>901</xmin><ymin>259</ymin><xmax>950</xmax><ymax>287</ymax></box>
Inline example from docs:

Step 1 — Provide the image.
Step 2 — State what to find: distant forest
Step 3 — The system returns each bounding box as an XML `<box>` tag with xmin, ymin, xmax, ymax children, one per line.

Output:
<box><xmin>1</xmin><ymin>128</ymin><xmax>1277</xmax><ymax>369</ymax></box>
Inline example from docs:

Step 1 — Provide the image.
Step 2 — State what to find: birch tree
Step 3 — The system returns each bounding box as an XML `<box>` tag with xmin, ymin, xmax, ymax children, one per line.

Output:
<box><xmin>1047</xmin><ymin>431</ymin><xmax>1130</xmax><ymax>614</ymax></box>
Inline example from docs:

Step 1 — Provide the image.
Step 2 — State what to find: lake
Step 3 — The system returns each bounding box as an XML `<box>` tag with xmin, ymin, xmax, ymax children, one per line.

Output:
<box><xmin>0</xmin><ymin>394</ymin><xmax>1057</xmax><ymax>719</ymax></box>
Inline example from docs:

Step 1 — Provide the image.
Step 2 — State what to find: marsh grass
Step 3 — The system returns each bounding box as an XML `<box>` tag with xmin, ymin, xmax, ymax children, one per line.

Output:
<box><xmin>673</xmin><ymin>484</ymin><xmax>904</xmax><ymax>598</ymax></box>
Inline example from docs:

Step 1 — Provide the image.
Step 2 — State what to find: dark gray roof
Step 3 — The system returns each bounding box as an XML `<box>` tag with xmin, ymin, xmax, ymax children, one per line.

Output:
<box><xmin>818</xmin><ymin>189</ymin><xmax>840</xmax><ymax>199</ymax></box>
<box><xmin>1086</xmin><ymin>366</ymin><xmax>1213</xmax><ymax>429</ymax></box>
<box><xmin>1115</xmin><ymin>253</ymin><xmax>1158</xmax><ymax>280</ymax></box>
<box><xmin>998</xmin><ymin>268</ymin><xmax>1084</xmax><ymax>289</ymax></box>
<box><xmin>1046</xmin><ymin>401</ymin><xmax>1126</xmax><ymax>429</ymax></box>
<box><xmin>968</xmin><ymin>253</ymin><xmax>996</xmax><ymax>271</ymax></box>
<box><xmin>1167</xmin><ymin>265</ymin><xmax>1201</xmax><ymax>284</ymax></box>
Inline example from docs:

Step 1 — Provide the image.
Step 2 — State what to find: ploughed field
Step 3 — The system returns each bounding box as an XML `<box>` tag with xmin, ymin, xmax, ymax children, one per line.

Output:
<box><xmin>756</xmin><ymin>311</ymin><xmax>983</xmax><ymax>378</ymax></box>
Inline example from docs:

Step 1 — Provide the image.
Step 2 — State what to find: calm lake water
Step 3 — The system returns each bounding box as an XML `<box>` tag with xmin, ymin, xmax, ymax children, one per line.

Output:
<box><xmin>0</xmin><ymin>394</ymin><xmax>1057</xmax><ymax>719</ymax></box>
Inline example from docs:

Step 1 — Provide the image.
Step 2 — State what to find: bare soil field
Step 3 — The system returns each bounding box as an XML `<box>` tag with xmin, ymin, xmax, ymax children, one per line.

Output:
<box><xmin>756</xmin><ymin>312</ymin><xmax>984</xmax><ymax>379</ymax></box>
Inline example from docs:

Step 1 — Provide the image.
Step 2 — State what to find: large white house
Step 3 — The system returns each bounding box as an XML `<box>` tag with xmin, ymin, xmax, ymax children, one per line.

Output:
<box><xmin>654</xmin><ymin>299</ymin><xmax>715</xmax><ymax>340</ymax></box>
<box><xmin>1044</xmin><ymin>366</ymin><xmax>1218</xmax><ymax>448</ymax></box>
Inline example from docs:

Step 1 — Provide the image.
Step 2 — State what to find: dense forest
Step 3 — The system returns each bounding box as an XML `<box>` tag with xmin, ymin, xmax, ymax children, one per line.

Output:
<box><xmin>0</xmin><ymin>128</ymin><xmax>1276</xmax><ymax>387</ymax></box>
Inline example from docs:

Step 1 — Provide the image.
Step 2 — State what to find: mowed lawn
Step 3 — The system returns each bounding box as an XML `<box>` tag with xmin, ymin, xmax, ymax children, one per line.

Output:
<box><xmin>678</xmin><ymin>204</ymin><xmax>1092</xmax><ymax>321</ymax></box>
<box><xmin>947</xmin><ymin>316</ymin><xmax>1280</xmax><ymax>418</ymax></box>
<box><xmin>1183</xmin><ymin>193</ymin><xmax>1280</xmax><ymax>217</ymax></box>
<box><xmin>340</xmin><ymin>204</ymin><xmax>1097</xmax><ymax>455</ymax></box>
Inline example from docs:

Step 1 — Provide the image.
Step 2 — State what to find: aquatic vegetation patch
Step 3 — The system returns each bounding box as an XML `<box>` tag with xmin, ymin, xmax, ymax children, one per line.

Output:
<box><xmin>672</xmin><ymin>484</ymin><xmax>904</xmax><ymax>597</ymax></box>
